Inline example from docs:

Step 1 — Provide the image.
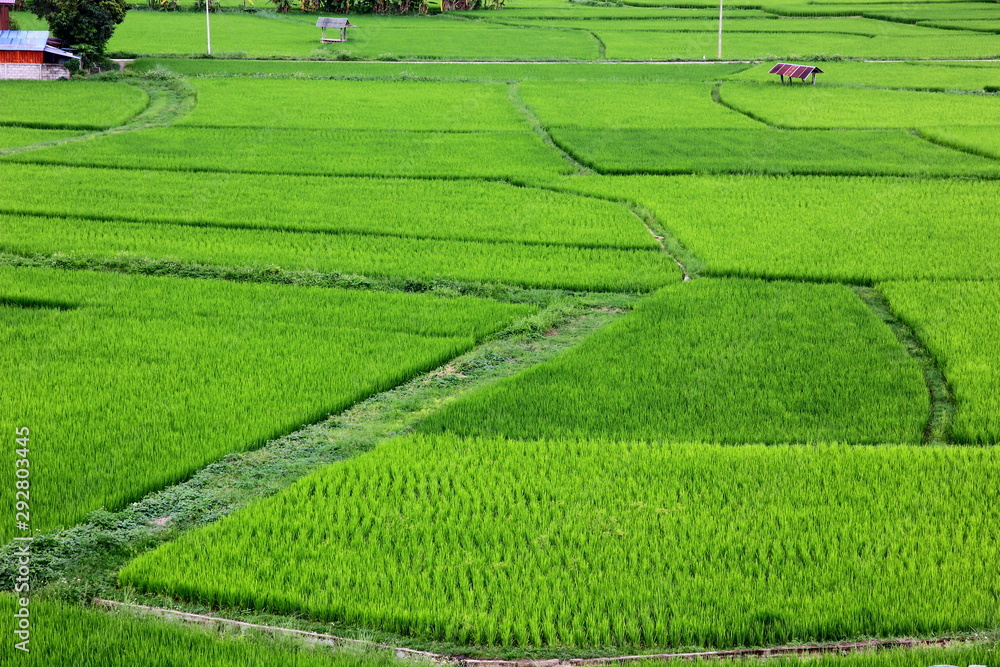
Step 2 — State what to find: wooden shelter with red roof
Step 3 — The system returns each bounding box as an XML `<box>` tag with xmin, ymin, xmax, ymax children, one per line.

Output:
<box><xmin>769</xmin><ymin>63</ymin><xmax>824</xmax><ymax>85</ymax></box>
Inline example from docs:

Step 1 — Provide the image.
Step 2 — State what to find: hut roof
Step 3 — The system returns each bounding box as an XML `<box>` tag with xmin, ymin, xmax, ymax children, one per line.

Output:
<box><xmin>768</xmin><ymin>63</ymin><xmax>824</xmax><ymax>79</ymax></box>
<box><xmin>316</xmin><ymin>17</ymin><xmax>355</xmax><ymax>28</ymax></box>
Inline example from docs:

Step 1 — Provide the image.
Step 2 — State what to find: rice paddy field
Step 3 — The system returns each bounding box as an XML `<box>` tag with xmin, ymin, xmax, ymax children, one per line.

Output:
<box><xmin>3</xmin><ymin>0</ymin><xmax>1000</xmax><ymax>663</ymax></box>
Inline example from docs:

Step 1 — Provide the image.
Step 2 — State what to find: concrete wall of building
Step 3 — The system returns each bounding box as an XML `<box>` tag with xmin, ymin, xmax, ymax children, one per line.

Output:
<box><xmin>0</xmin><ymin>63</ymin><xmax>71</xmax><ymax>80</ymax></box>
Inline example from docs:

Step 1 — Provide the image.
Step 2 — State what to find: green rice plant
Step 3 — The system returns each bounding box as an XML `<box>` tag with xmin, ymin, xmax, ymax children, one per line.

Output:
<box><xmin>0</xmin><ymin>595</ymin><xmax>405</xmax><ymax>666</ymax></box>
<box><xmin>710</xmin><ymin>644</ymin><xmax>1000</xmax><ymax>667</ymax></box>
<box><xmin>9</xmin><ymin>127</ymin><xmax>573</xmax><ymax>180</ymax></box>
<box><xmin>128</xmin><ymin>57</ymin><xmax>749</xmax><ymax>81</ymax></box>
<box><xmin>108</xmin><ymin>11</ymin><xmax>328</xmax><ymax>57</ymax></box>
<box><xmin>475</xmin><ymin>7</ymin><xmax>766</xmax><ymax>19</ymax></box>
<box><xmin>0</xmin><ymin>164</ymin><xmax>654</xmax><ymax>250</ymax></box>
<box><xmin>315</xmin><ymin>23</ymin><xmax>600</xmax><ymax>60</ymax></box>
<box><xmin>719</xmin><ymin>82</ymin><xmax>1000</xmax><ymax>129</ymax></box>
<box><xmin>496</xmin><ymin>17</ymin><xmax>941</xmax><ymax>36</ymax></box>
<box><xmin>0</xmin><ymin>127</ymin><xmax>82</xmax><ymax>150</ymax></box>
<box><xmin>598</xmin><ymin>30</ymin><xmax>1000</xmax><ymax>60</ymax></box>
<box><xmin>728</xmin><ymin>60</ymin><xmax>1000</xmax><ymax>91</ymax></box>
<box><xmin>555</xmin><ymin>175</ymin><xmax>1000</xmax><ymax>283</ymax></box>
<box><xmin>120</xmin><ymin>434</ymin><xmax>1000</xmax><ymax>648</ymax></box>
<box><xmin>920</xmin><ymin>126</ymin><xmax>1000</xmax><ymax>161</ymax></box>
<box><xmin>0</xmin><ymin>266</ymin><xmax>532</xmax><ymax>540</ymax></box>
<box><xmin>181</xmin><ymin>79</ymin><xmax>530</xmax><ymax>131</ymax></box>
<box><xmin>0</xmin><ymin>81</ymin><xmax>148</xmax><ymax>130</ymax></box>
<box><xmin>107</xmin><ymin>11</ymin><xmax>598</xmax><ymax>59</ymax></box>
<box><xmin>549</xmin><ymin>127</ymin><xmax>1000</xmax><ymax>177</ymax></box>
<box><xmin>848</xmin><ymin>3</ymin><xmax>1000</xmax><ymax>22</ymax></box>
<box><xmin>919</xmin><ymin>20</ymin><xmax>1000</xmax><ymax>34</ymax></box>
<box><xmin>423</xmin><ymin>279</ymin><xmax>927</xmax><ymax>443</ymax></box>
<box><xmin>762</xmin><ymin>2</ymin><xmax>1000</xmax><ymax>21</ymax></box>
<box><xmin>519</xmin><ymin>81</ymin><xmax>760</xmax><ymax>129</ymax></box>
<box><xmin>597</xmin><ymin>29</ymin><xmax>877</xmax><ymax>60</ymax></box>
<box><xmin>881</xmin><ymin>280</ymin><xmax>1000</xmax><ymax>444</ymax></box>
<box><xmin>0</xmin><ymin>213</ymin><xmax>677</xmax><ymax>291</ymax></box>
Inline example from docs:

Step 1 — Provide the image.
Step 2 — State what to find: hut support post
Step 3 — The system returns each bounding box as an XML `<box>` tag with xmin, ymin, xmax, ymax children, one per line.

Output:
<box><xmin>321</xmin><ymin>26</ymin><xmax>327</xmax><ymax>41</ymax></box>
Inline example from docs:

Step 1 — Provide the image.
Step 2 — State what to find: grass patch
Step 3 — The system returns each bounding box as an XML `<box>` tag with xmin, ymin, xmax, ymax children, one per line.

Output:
<box><xmin>421</xmin><ymin>279</ymin><xmax>927</xmax><ymax>444</ymax></box>
<box><xmin>549</xmin><ymin>127</ymin><xmax>1000</xmax><ymax>176</ymax></box>
<box><xmin>180</xmin><ymin>78</ymin><xmax>530</xmax><ymax>131</ymax></box>
<box><xmin>0</xmin><ymin>164</ymin><xmax>653</xmax><ymax>250</ymax></box>
<box><xmin>555</xmin><ymin>174</ymin><xmax>1000</xmax><ymax>282</ymax></box>
<box><xmin>10</xmin><ymin>126</ymin><xmax>573</xmax><ymax>180</ymax></box>
<box><xmin>719</xmin><ymin>82</ymin><xmax>1000</xmax><ymax>129</ymax></box>
<box><xmin>0</xmin><ymin>213</ymin><xmax>678</xmax><ymax>292</ymax></box>
<box><xmin>520</xmin><ymin>81</ymin><xmax>760</xmax><ymax>129</ymax></box>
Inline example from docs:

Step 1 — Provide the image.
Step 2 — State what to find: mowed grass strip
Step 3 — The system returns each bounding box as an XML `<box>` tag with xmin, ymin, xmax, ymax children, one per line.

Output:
<box><xmin>881</xmin><ymin>280</ymin><xmax>1000</xmax><ymax>444</ymax></box>
<box><xmin>0</xmin><ymin>267</ymin><xmax>532</xmax><ymax>540</ymax></box>
<box><xmin>556</xmin><ymin>175</ymin><xmax>1000</xmax><ymax>282</ymax></box>
<box><xmin>0</xmin><ymin>80</ymin><xmax>148</xmax><ymax>130</ymax></box>
<box><xmin>0</xmin><ymin>164</ymin><xmax>654</xmax><ymax>250</ymax></box>
<box><xmin>719</xmin><ymin>82</ymin><xmax>1000</xmax><ymax>129</ymax></box>
<box><xmin>181</xmin><ymin>79</ymin><xmax>529</xmax><ymax>131</ymax></box>
<box><xmin>9</xmin><ymin>126</ymin><xmax>573</xmax><ymax>180</ymax></box>
<box><xmin>120</xmin><ymin>435</ymin><xmax>1000</xmax><ymax>649</ymax></box>
<box><xmin>548</xmin><ymin>128</ymin><xmax>1000</xmax><ymax>176</ymax></box>
<box><xmin>0</xmin><ymin>213</ymin><xmax>677</xmax><ymax>292</ymax></box>
<box><xmin>0</xmin><ymin>596</ymin><xmax>401</xmax><ymax>667</ymax></box>
<box><xmin>422</xmin><ymin>280</ymin><xmax>927</xmax><ymax>444</ymax></box>
<box><xmin>519</xmin><ymin>82</ymin><xmax>760</xmax><ymax>130</ymax></box>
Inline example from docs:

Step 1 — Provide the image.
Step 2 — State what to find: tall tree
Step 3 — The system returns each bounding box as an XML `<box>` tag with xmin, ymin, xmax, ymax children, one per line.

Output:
<box><xmin>28</xmin><ymin>0</ymin><xmax>129</xmax><ymax>66</ymax></box>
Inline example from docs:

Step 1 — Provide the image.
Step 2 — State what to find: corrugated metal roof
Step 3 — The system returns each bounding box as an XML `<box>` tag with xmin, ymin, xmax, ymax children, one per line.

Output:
<box><xmin>0</xmin><ymin>1</ymin><xmax>17</xmax><ymax>5</ymax></box>
<box><xmin>768</xmin><ymin>63</ymin><xmax>824</xmax><ymax>79</ymax></box>
<box><xmin>0</xmin><ymin>30</ymin><xmax>50</xmax><ymax>51</ymax></box>
<box><xmin>316</xmin><ymin>17</ymin><xmax>355</xmax><ymax>28</ymax></box>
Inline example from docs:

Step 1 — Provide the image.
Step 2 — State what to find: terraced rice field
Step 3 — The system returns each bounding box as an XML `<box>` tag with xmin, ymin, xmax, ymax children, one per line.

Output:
<box><xmin>2</xmin><ymin>3</ymin><xmax>1000</xmax><ymax>663</ymax></box>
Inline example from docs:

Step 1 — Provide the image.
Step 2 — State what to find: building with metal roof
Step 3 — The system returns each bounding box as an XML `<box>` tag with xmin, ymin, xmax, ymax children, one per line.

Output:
<box><xmin>316</xmin><ymin>17</ymin><xmax>355</xmax><ymax>43</ymax></box>
<box><xmin>769</xmin><ymin>63</ymin><xmax>824</xmax><ymax>85</ymax></box>
<box><xmin>0</xmin><ymin>30</ymin><xmax>79</xmax><ymax>79</ymax></box>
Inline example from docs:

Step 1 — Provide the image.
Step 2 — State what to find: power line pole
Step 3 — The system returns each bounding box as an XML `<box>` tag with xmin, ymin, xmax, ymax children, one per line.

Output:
<box><xmin>717</xmin><ymin>0</ymin><xmax>723</xmax><ymax>59</ymax></box>
<box><xmin>206</xmin><ymin>0</ymin><xmax>212</xmax><ymax>56</ymax></box>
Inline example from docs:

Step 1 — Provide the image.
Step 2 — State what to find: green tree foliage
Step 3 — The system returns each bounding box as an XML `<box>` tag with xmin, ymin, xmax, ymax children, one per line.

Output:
<box><xmin>27</xmin><ymin>0</ymin><xmax>128</xmax><ymax>65</ymax></box>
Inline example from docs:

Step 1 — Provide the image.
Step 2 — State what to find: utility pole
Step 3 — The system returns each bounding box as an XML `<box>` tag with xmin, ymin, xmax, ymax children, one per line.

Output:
<box><xmin>206</xmin><ymin>0</ymin><xmax>212</xmax><ymax>56</ymax></box>
<box><xmin>717</xmin><ymin>0</ymin><xmax>723</xmax><ymax>59</ymax></box>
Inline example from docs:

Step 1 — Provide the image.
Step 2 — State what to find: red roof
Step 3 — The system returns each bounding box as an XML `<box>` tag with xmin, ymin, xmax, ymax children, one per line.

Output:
<box><xmin>768</xmin><ymin>63</ymin><xmax>824</xmax><ymax>79</ymax></box>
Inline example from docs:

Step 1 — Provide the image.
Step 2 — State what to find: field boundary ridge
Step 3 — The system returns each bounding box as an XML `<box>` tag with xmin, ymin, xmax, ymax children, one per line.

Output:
<box><xmin>92</xmin><ymin>599</ymin><xmax>969</xmax><ymax>666</ymax></box>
